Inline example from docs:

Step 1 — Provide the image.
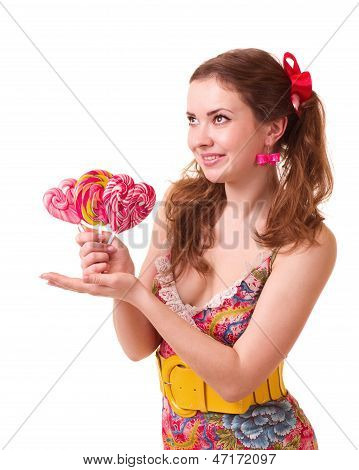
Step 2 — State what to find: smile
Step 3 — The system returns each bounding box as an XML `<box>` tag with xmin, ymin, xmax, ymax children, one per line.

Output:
<box><xmin>201</xmin><ymin>154</ymin><xmax>226</xmax><ymax>166</ymax></box>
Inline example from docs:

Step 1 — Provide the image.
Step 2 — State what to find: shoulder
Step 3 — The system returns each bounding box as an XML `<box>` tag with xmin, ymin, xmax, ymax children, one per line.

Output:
<box><xmin>277</xmin><ymin>222</ymin><xmax>336</xmax><ymax>258</ymax></box>
<box><xmin>274</xmin><ymin>222</ymin><xmax>337</xmax><ymax>286</ymax></box>
<box><xmin>278</xmin><ymin>222</ymin><xmax>336</xmax><ymax>253</ymax></box>
<box><xmin>317</xmin><ymin>223</ymin><xmax>337</xmax><ymax>259</ymax></box>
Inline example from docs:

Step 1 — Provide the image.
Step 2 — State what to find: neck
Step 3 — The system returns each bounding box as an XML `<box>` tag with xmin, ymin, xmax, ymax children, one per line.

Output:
<box><xmin>223</xmin><ymin>168</ymin><xmax>279</xmax><ymax>223</ymax></box>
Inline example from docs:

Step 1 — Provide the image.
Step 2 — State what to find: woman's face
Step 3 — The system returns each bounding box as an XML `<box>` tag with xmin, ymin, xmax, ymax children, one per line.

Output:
<box><xmin>187</xmin><ymin>77</ymin><xmax>268</xmax><ymax>184</ymax></box>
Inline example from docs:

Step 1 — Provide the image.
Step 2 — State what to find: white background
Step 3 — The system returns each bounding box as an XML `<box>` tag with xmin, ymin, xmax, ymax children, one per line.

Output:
<box><xmin>0</xmin><ymin>0</ymin><xmax>358</xmax><ymax>467</ymax></box>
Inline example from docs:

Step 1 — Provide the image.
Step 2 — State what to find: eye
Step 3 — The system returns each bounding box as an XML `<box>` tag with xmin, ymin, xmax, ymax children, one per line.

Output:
<box><xmin>214</xmin><ymin>114</ymin><xmax>230</xmax><ymax>124</ymax></box>
<box><xmin>187</xmin><ymin>116</ymin><xmax>197</xmax><ymax>125</ymax></box>
<box><xmin>187</xmin><ymin>114</ymin><xmax>230</xmax><ymax>126</ymax></box>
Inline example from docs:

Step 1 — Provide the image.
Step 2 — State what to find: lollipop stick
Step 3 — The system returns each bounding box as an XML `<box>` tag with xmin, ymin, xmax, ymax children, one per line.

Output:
<box><xmin>98</xmin><ymin>223</ymin><xmax>102</xmax><ymax>241</ymax></box>
<box><xmin>108</xmin><ymin>231</ymin><xmax>116</xmax><ymax>245</ymax></box>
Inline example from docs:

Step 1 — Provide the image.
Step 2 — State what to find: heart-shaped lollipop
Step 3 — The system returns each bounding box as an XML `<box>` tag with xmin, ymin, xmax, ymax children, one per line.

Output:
<box><xmin>43</xmin><ymin>178</ymin><xmax>84</xmax><ymax>231</ymax></box>
<box><xmin>103</xmin><ymin>174</ymin><xmax>156</xmax><ymax>243</ymax></box>
<box><xmin>127</xmin><ymin>181</ymin><xmax>156</xmax><ymax>230</ymax></box>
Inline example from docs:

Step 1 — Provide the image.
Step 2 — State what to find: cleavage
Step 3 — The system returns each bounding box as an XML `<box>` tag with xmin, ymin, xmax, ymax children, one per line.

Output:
<box><xmin>173</xmin><ymin>248</ymin><xmax>269</xmax><ymax>308</ymax></box>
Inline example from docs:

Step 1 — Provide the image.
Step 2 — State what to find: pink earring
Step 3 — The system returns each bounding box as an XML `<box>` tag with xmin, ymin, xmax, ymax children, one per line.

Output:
<box><xmin>255</xmin><ymin>145</ymin><xmax>280</xmax><ymax>166</ymax></box>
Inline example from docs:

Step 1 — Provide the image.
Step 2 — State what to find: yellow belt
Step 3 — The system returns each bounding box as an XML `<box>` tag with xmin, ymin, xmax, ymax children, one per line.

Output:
<box><xmin>155</xmin><ymin>348</ymin><xmax>287</xmax><ymax>417</ymax></box>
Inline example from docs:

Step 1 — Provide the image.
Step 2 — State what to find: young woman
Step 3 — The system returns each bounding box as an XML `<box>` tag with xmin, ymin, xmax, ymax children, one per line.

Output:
<box><xmin>41</xmin><ymin>48</ymin><xmax>337</xmax><ymax>450</ymax></box>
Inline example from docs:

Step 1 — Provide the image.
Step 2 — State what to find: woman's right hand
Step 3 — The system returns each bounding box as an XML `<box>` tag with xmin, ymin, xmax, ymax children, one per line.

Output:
<box><xmin>75</xmin><ymin>228</ymin><xmax>135</xmax><ymax>276</ymax></box>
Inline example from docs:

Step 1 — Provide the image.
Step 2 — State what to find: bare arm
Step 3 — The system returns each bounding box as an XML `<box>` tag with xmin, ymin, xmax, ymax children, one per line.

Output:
<box><xmin>229</xmin><ymin>224</ymin><xmax>337</xmax><ymax>401</ymax></box>
<box><xmin>112</xmin><ymin>300</ymin><xmax>162</xmax><ymax>362</ymax></box>
<box><xmin>111</xmin><ymin>254</ymin><xmax>163</xmax><ymax>361</ymax></box>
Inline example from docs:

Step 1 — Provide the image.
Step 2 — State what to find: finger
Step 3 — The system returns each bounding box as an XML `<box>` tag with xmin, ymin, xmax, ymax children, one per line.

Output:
<box><xmin>49</xmin><ymin>281</ymin><xmax>107</xmax><ymax>296</ymax></box>
<box><xmin>75</xmin><ymin>227</ymin><xmax>112</xmax><ymax>246</ymax></box>
<box><xmin>41</xmin><ymin>272</ymin><xmax>114</xmax><ymax>297</ymax></box>
<box><xmin>75</xmin><ymin>228</ymin><xmax>100</xmax><ymax>246</ymax></box>
<box><xmin>99</xmin><ymin>230</ymin><xmax>113</xmax><ymax>244</ymax></box>
<box><xmin>41</xmin><ymin>272</ymin><xmax>87</xmax><ymax>292</ymax></box>
<box><xmin>83</xmin><ymin>262</ymin><xmax>109</xmax><ymax>275</ymax></box>
<box><xmin>108</xmin><ymin>234</ymin><xmax>127</xmax><ymax>250</ymax></box>
<box><xmin>83</xmin><ymin>272</ymin><xmax>137</xmax><ymax>297</ymax></box>
<box><xmin>82</xmin><ymin>272</ymin><xmax>118</xmax><ymax>287</ymax></box>
<box><xmin>47</xmin><ymin>280</ymin><xmax>79</xmax><ymax>293</ymax></box>
<box><xmin>97</xmin><ymin>230</ymin><xmax>127</xmax><ymax>249</ymax></box>
<box><xmin>81</xmin><ymin>251</ymin><xmax>109</xmax><ymax>269</ymax></box>
<box><xmin>87</xmin><ymin>227</ymin><xmax>112</xmax><ymax>244</ymax></box>
<box><xmin>80</xmin><ymin>241</ymin><xmax>116</xmax><ymax>258</ymax></box>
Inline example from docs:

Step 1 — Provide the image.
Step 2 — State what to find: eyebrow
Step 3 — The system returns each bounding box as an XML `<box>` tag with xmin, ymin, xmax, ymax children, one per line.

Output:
<box><xmin>186</xmin><ymin>108</ymin><xmax>234</xmax><ymax>116</ymax></box>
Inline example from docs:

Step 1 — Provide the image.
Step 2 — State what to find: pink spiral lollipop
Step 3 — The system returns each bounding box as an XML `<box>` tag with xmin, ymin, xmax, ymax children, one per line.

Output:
<box><xmin>74</xmin><ymin>169</ymin><xmax>113</xmax><ymax>227</ymax></box>
<box><xmin>43</xmin><ymin>178</ymin><xmax>81</xmax><ymax>225</ymax></box>
<box><xmin>59</xmin><ymin>178</ymin><xmax>77</xmax><ymax>205</ymax></box>
<box><xmin>103</xmin><ymin>174</ymin><xmax>135</xmax><ymax>234</ymax></box>
<box><xmin>103</xmin><ymin>174</ymin><xmax>156</xmax><ymax>243</ymax></box>
<box><xmin>127</xmin><ymin>182</ymin><xmax>156</xmax><ymax>230</ymax></box>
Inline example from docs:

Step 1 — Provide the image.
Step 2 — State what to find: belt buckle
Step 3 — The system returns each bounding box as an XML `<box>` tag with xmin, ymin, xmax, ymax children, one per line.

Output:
<box><xmin>156</xmin><ymin>350</ymin><xmax>198</xmax><ymax>418</ymax></box>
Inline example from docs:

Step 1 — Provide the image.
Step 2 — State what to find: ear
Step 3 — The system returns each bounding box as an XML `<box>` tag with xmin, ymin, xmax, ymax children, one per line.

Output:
<box><xmin>266</xmin><ymin>115</ymin><xmax>288</xmax><ymax>148</ymax></box>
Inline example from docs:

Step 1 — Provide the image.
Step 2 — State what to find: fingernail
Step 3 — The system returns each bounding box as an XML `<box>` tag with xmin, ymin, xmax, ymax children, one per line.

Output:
<box><xmin>107</xmin><ymin>245</ymin><xmax>115</xmax><ymax>252</ymax></box>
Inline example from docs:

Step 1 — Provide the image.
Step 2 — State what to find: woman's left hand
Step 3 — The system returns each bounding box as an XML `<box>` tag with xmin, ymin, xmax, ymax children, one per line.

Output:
<box><xmin>39</xmin><ymin>271</ymin><xmax>141</xmax><ymax>304</ymax></box>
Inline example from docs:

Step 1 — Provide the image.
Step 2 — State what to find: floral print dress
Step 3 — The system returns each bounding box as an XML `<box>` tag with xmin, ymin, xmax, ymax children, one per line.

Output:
<box><xmin>151</xmin><ymin>250</ymin><xmax>319</xmax><ymax>450</ymax></box>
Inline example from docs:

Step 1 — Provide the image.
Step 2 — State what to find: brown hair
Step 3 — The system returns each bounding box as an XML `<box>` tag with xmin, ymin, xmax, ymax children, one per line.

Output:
<box><xmin>164</xmin><ymin>48</ymin><xmax>333</xmax><ymax>282</ymax></box>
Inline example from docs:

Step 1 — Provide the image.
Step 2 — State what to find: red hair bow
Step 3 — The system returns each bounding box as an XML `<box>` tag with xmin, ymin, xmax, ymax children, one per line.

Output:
<box><xmin>283</xmin><ymin>52</ymin><xmax>312</xmax><ymax>115</ymax></box>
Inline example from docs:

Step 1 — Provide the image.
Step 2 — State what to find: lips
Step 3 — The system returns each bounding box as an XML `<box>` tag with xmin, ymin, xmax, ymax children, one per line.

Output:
<box><xmin>200</xmin><ymin>154</ymin><xmax>227</xmax><ymax>167</ymax></box>
<box><xmin>201</xmin><ymin>154</ymin><xmax>226</xmax><ymax>162</ymax></box>
<box><xmin>201</xmin><ymin>153</ymin><xmax>225</xmax><ymax>158</ymax></box>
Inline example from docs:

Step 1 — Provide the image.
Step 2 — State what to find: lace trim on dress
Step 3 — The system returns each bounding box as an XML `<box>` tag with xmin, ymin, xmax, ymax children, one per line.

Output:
<box><xmin>154</xmin><ymin>249</ymin><xmax>272</xmax><ymax>317</ymax></box>
<box><xmin>154</xmin><ymin>255</ymin><xmax>200</xmax><ymax>329</ymax></box>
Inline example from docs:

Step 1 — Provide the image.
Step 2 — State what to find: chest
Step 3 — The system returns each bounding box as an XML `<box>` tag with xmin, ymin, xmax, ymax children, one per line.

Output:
<box><xmin>173</xmin><ymin>243</ymin><xmax>271</xmax><ymax>309</ymax></box>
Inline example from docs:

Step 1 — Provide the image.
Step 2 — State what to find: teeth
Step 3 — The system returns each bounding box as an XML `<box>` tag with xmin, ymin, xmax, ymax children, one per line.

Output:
<box><xmin>204</xmin><ymin>155</ymin><xmax>222</xmax><ymax>161</ymax></box>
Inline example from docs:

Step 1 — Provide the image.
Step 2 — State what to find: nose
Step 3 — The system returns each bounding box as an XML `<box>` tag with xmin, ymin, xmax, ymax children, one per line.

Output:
<box><xmin>189</xmin><ymin>123</ymin><xmax>214</xmax><ymax>150</ymax></box>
